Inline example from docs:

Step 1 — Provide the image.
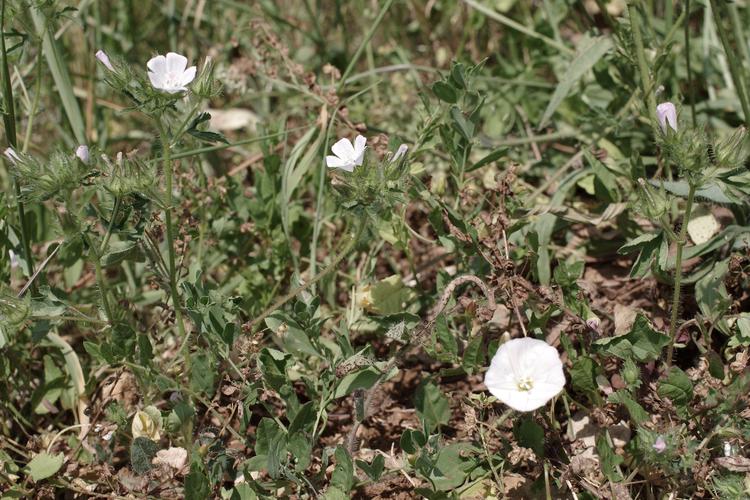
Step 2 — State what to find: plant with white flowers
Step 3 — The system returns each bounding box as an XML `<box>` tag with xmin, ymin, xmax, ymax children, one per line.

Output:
<box><xmin>484</xmin><ymin>337</ymin><xmax>565</xmax><ymax>412</ymax></box>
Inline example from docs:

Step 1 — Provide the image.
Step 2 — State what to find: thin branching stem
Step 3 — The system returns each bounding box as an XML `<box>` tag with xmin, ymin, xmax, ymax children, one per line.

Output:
<box><xmin>156</xmin><ymin>118</ymin><xmax>188</xmax><ymax>343</ymax></box>
<box><xmin>666</xmin><ymin>183</ymin><xmax>696</xmax><ymax>367</ymax></box>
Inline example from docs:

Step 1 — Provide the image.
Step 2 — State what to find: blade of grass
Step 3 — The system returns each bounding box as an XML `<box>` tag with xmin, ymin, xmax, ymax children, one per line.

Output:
<box><xmin>30</xmin><ymin>5</ymin><xmax>86</xmax><ymax>144</ymax></box>
<box><xmin>709</xmin><ymin>0</ymin><xmax>750</xmax><ymax>127</ymax></box>
<box><xmin>462</xmin><ymin>0</ymin><xmax>574</xmax><ymax>56</ymax></box>
<box><xmin>1</xmin><ymin>0</ymin><xmax>36</xmax><ymax>293</ymax></box>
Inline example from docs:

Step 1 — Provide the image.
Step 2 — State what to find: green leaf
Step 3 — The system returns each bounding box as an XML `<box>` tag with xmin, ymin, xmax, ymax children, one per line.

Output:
<box><xmin>330</xmin><ymin>446</ymin><xmax>354</xmax><ymax>493</ymax></box>
<box><xmin>462</xmin><ymin>333</ymin><xmax>483</xmax><ymax>374</ymax></box>
<box><xmin>26</xmin><ymin>452</ymin><xmax>63</xmax><ymax>481</ymax></box>
<box><xmin>101</xmin><ymin>240</ymin><xmax>143</xmax><ymax>267</ymax></box>
<box><xmin>514</xmin><ymin>417</ymin><xmax>545</xmax><ymax>457</ymax></box>
<box><xmin>356</xmin><ymin>454</ymin><xmax>385</xmax><ymax>481</ymax></box>
<box><xmin>334</xmin><ymin>366</ymin><xmax>382</xmax><ymax>398</ymax></box>
<box><xmin>414</xmin><ymin>380</ymin><xmax>450</xmax><ymax>431</ymax></box>
<box><xmin>570</xmin><ymin>355</ymin><xmax>600</xmax><ymax>401</ymax></box>
<box><xmin>450</xmin><ymin>106</ymin><xmax>474</xmax><ymax>140</ymax></box>
<box><xmin>432</xmin><ymin>81</ymin><xmax>458</xmax><ymax>103</ymax></box>
<box><xmin>185</xmin><ymin>467</ymin><xmax>211</xmax><ymax>500</ymax></box>
<box><xmin>130</xmin><ymin>437</ymin><xmax>159</xmax><ymax>475</ymax></box>
<box><xmin>593</xmin><ymin>314</ymin><xmax>669</xmax><ymax>362</ymax></box>
<box><xmin>430</xmin><ymin>443</ymin><xmax>475</xmax><ymax>491</ymax></box>
<box><xmin>538</xmin><ymin>35</ymin><xmax>613</xmax><ymax>128</ymax></box>
<box><xmin>657</xmin><ymin>367</ymin><xmax>693</xmax><ymax>412</ymax></box>
<box><xmin>190</xmin><ymin>351</ymin><xmax>216</xmax><ymax>396</ymax></box>
<box><xmin>695</xmin><ymin>259</ymin><xmax>731</xmax><ymax>329</ymax></box>
<box><xmin>595</xmin><ymin>433</ymin><xmax>623</xmax><ymax>482</ymax></box>
<box><xmin>466</xmin><ymin>147</ymin><xmax>508</xmax><ymax>172</ymax></box>
<box><xmin>608</xmin><ymin>390</ymin><xmax>648</xmax><ymax>424</ymax></box>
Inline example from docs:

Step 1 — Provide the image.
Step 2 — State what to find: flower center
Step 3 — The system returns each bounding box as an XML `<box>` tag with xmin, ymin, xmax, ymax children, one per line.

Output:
<box><xmin>516</xmin><ymin>377</ymin><xmax>534</xmax><ymax>392</ymax></box>
<box><xmin>163</xmin><ymin>71</ymin><xmax>181</xmax><ymax>89</ymax></box>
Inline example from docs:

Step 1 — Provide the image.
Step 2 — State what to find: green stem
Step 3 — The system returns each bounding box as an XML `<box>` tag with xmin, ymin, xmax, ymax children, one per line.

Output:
<box><xmin>710</xmin><ymin>0</ymin><xmax>750</xmax><ymax>127</ymax></box>
<box><xmin>81</xmin><ymin>232</ymin><xmax>114</xmax><ymax>324</ymax></box>
<box><xmin>248</xmin><ymin>221</ymin><xmax>366</xmax><ymax>332</ymax></box>
<box><xmin>665</xmin><ymin>183</ymin><xmax>696</xmax><ymax>367</ymax></box>
<box><xmin>156</xmin><ymin>119</ymin><xmax>187</xmax><ymax>342</ymax></box>
<box><xmin>337</xmin><ymin>0</ymin><xmax>395</xmax><ymax>93</ymax></box>
<box><xmin>628</xmin><ymin>2</ymin><xmax>657</xmax><ymax>126</ymax></box>
<box><xmin>99</xmin><ymin>196</ymin><xmax>120</xmax><ymax>254</ymax></box>
<box><xmin>1</xmin><ymin>0</ymin><xmax>36</xmax><ymax>293</ymax></box>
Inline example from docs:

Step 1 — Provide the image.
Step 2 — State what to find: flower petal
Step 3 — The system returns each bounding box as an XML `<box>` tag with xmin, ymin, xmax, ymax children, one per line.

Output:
<box><xmin>354</xmin><ymin>135</ymin><xmax>367</xmax><ymax>154</ymax></box>
<box><xmin>148</xmin><ymin>70</ymin><xmax>166</xmax><ymax>89</ymax></box>
<box><xmin>147</xmin><ymin>55</ymin><xmax>166</xmax><ymax>75</ymax></box>
<box><xmin>331</xmin><ymin>138</ymin><xmax>355</xmax><ymax>161</ymax></box>
<box><xmin>181</xmin><ymin>66</ymin><xmax>197</xmax><ymax>86</ymax></box>
<box><xmin>166</xmin><ymin>52</ymin><xmax>188</xmax><ymax>73</ymax></box>
<box><xmin>326</xmin><ymin>155</ymin><xmax>354</xmax><ymax>172</ymax></box>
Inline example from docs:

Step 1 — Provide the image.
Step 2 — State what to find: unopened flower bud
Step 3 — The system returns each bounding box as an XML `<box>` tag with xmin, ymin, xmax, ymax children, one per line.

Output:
<box><xmin>75</xmin><ymin>145</ymin><xmax>90</xmax><ymax>164</ymax></box>
<box><xmin>656</xmin><ymin>102</ymin><xmax>677</xmax><ymax>132</ymax></box>
<box><xmin>586</xmin><ymin>315</ymin><xmax>600</xmax><ymax>332</ymax></box>
<box><xmin>653</xmin><ymin>436</ymin><xmax>667</xmax><ymax>453</ymax></box>
<box><xmin>3</xmin><ymin>147</ymin><xmax>20</xmax><ymax>164</ymax></box>
<box><xmin>96</xmin><ymin>50</ymin><xmax>114</xmax><ymax>71</ymax></box>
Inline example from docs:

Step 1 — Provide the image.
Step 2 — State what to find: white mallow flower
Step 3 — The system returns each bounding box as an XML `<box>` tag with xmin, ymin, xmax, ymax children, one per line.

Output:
<box><xmin>76</xmin><ymin>145</ymin><xmax>90</xmax><ymax>164</ymax></box>
<box><xmin>95</xmin><ymin>50</ymin><xmax>114</xmax><ymax>71</ymax></box>
<box><xmin>656</xmin><ymin>102</ymin><xmax>677</xmax><ymax>132</ymax></box>
<box><xmin>326</xmin><ymin>135</ymin><xmax>366</xmax><ymax>172</ymax></box>
<box><xmin>484</xmin><ymin>337</ymin><xmax>565</xmax><ymax>412</ymax></box>
<box><xmin>147</xmin><ymin>52</ymin><xmax>197</xmax><ymax>94</ymax></box>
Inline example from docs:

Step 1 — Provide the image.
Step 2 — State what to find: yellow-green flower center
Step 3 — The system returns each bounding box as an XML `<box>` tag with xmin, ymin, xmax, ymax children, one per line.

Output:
<box><xmin>516</xmin><ymin>377</ymin><xmax>534</xmax><ymax>392</ymax></box>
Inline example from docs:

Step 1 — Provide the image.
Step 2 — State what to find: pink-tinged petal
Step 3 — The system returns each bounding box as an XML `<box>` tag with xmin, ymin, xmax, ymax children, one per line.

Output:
<box><xmin>331</xmin><ymin>138</ymin><xmax>355</xmax><ymax>160</ymax></box>
<box><xmin>147</xmin><ymin>55</ymin><xmax>166</xmax><ymax>74</ymax></box>
<box><xmin>95</xmin><ymin>50</ymin><xmax>114</xmax><ymax>71</ymax></box>
<box><xmin>326</xmin><ymin>155</ymin><xmax>354</xmax><ymax>172</ymax></box>
<box><xmin>75</xmin><ymin>145</ymin><xmax>90</xmax><ymax>164</ymax></box>
<box><xmin>180</xmin><ymin>66</ymin><xmax>197</xmax><ymax>86</ymax></box>
<box><xmin>166</xmin><ymin>52</ymin><xmax>188</xmax><ymax>73</ymax></box>
<box><xmin>656</xmin><ymin>102</ymin><xmax>678</xmax><ymax>132</ymax></box>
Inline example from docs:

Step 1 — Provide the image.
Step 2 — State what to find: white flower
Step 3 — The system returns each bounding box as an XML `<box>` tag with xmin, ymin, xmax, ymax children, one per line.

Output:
<box><xmin>656</xmin><ymin>102</ymin><xmax>677</xmax><ymax>132</ymax></box>
<box><xmin>326</xmin><ymin>135</ymin><xmax>366</xmax><ymax>172</ymax></box>
<box><xmin>4</xmin><ymin>147</ymin><xmax>20</xmax><ymax>164</ymax></box>
<box><xmin>76</xmin><ymin>145</ymin><xmax>90</xmax><ymax>164</ymax></box>
<box><xmin>484</xmin><ymin>337</ymin><xmax>565</xmax><ymax>412</ymax></box>
<box><xmin>147</xmin><ymin>52</ymin><xmax>197</xmax><ymax>94</ymax></box>
<box><xmin>95</xmin><ymin>50</ymin><xmax>114</xmax><ymax>71</ymax></box>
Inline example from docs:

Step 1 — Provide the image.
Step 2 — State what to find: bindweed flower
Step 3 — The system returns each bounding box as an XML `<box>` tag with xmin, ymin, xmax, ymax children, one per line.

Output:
<box><xmin>75</xmin><ymin>145</ymin><xmax>90</xmax><ymax>164</ymax></box>
<box><xmin>4</xmin><ymin>147</ymin><xmax>20</xmax><ymax>165</ymax></box>
<box><xmin>484</xmin><ymin>337</ymin><xmax>565</xmax><ymax>412</ymax></box>
<box><xmin>147</xmin><ymin>52</ymin><xmax>197</xmax><ymax>94</ymax></box>
<box><xmin>96</xmin><ymin>49</ymin><xmax>114</xmax><ymax>71</ymax></box>
<box><xmin>326</xmin><ymin>135</ymin><xmax>367</xmax><ymax>172</ymax></box>
<box><xmin>653</xmin><ymin>435</ymin><xmax>667</xmax><ymax>453</ymax></box>
<box><xmin>656</xmin><ymin>102</ymin><xmax>677</xmax><ymax>132</ymax></box>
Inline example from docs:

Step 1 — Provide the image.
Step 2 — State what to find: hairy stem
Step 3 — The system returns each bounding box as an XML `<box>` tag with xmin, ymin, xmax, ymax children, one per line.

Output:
<box><xmin>666</xmin><ymin>183</ymin><xmax>696</xmax><ymax>367</ymax></box>
<box><xmin>157</xmin><ymin>119</ymin><xmax>187</xmax><ymax>342</ymax></box>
